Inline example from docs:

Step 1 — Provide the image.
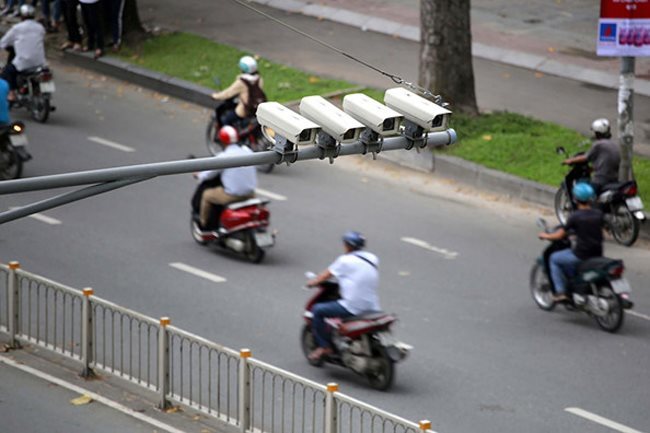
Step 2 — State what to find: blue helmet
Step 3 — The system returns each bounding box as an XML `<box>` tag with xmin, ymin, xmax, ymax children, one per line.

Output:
<box><xmin>342</xmin><ymin>231</ymin><xmax>365</xmax><ymax>250</ymax></box>
<box><xmin>573</xmin><ymin>182</ymin><xmax>595</xmax><ymax>203</ymax></box>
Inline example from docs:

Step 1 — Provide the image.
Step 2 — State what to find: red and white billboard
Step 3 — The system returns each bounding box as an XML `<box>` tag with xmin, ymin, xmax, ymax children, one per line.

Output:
<box><xmin>597</xmin><ymin>0</ymin><xmax>650</xmax><ymax>56</ymax></box>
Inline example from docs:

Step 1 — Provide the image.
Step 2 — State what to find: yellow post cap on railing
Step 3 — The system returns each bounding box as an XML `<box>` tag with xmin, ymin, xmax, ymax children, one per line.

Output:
<box><xmin>8</xmin><ymin>261</ymin><xmax>20</xmax><ymax>270</ymax></box>
<box><xmin>82</xmin><ymin>288</ymin><xmax>94</xmax><ymax>297</ymax></box>
<box><xmin>327</xmin><ymin>382</ymin><xmax>339</xmax><ymax>392</ymax></box>
<box><xmin>240</xmin><ymin>348</ymin><xmax>252</xmax><ymax>358</ymax></box>
<box><xmin>419</xmin><ymin>420</ymin><xmax>432</xmax><ymax>431</ymax></box>
<box><xmin>160</xmin><ymin>317</ymin><xmax>171</xmax><ymax>327</ymax></box>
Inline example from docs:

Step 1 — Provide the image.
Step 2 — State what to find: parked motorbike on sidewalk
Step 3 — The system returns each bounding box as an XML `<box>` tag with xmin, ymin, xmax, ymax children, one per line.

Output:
<box><xmin>530</xmin><ymin>218</ymin><xmax>633</xmax><ymax>333</ymax></box>
<box><xmin>12</xmin><ymin>66</ymin><xmax>56</xmax><ymax>123</ymax></box>
<box><xmin>0</xmin><ymin>121</ymin><xmax>30</xmax><ymax>180</ymax></box>
<box><xmin>554</xmin><ymin>147</ymin><xmax>645</xmax><ymax>246</ymax></box>
<box><xmin>190</xmin><ymin>197</ymin><xmax>275</xmax><ymax>264</ymax></box>
<box><xmin>205</xmin><ymin>97</ymin><xmax>274</xmax><ymax>173</ymax></box>
<box><xmin>300</xmin><ymin>273</ymin><xmax>412</xmax><ymax>390</ymax></box>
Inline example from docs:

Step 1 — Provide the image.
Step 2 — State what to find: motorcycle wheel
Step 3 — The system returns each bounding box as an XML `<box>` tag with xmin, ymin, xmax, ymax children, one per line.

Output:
<box><xmin>205</xmin><ymin>114</ymin><xmax>224</xmax><ymax>156</ymax></box>
<box><xmin>255</xmin><ymin>136</ymin><xmax>274</xmax><ymax>174</ymax></box>
<box><xmin>300</xmin><ymin>324</ymin><xmax>324</xmax><ymax>367</ymax></box>
<box><xmin>554</xmin><ymin>188</ymin><xmax>571</xmax><ymax>226</ymax></box>
<box><xmin>529</xmin><ymin>263</ymin><xmax>555</xmax><ymax>311</ymax></box>
<box><xmin>245</xmin><ymin>231</ymin><xmax>265</xmax><ymax>264</ymax></box>
<box><xmin>31</xmin><ymin>95</ymin><xmax>50</xmax><ymax>123</ymax></box>
<box><xmin>190</xmin><ymin>216</ymin><xmax>207</xmax><ymax>246</ymax></box>
<box><xmin>594</xmin><ymin>285</ymin><xmax>624</xmax><ymax>333</ymax></box>
<box><xmin>0</xmin><ymin>146</ymin><xmax>23</xmax><ymax>180</ymax></box>
<box><xmin>609</xmin><ymin>204</ymin><xmax>640</xmax><ymax>247</ymax></box>
<box><xmin>366</xmin><ymin>347</ymin><xmax>394</xmax><ymax>391</ymax></box>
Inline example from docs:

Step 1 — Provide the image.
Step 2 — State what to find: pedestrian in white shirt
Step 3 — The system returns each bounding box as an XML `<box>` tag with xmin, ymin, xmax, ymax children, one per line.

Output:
<box><xmin>78</xmin><ymin>0</ymin><xmax>104</xmax><ymax>58</ymax></box>
<box><xmin>0</xmin><ymin>5</ymin><xmax>45</xmax><ymax>101</ymax></box>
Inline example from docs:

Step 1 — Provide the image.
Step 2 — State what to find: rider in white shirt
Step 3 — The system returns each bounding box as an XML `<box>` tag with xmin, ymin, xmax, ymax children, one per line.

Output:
<box><xmin>0</xmin><ymin>5</ymin><xmax>46</xmax><ymax>101</ymax></box>
<box><xmin>194</xmin><ymin>125</ymin><xmax>257</xmax><ymax>229</ymax></box>
<box><xmin>306</xmin><ymin>231</ymin><xmax>381</xmax><ymax>361</ymax></box>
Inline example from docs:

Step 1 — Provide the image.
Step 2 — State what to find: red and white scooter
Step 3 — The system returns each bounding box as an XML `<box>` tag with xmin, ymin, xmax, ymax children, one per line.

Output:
<box><xmin>300</xmin><ymin>273</ymin><xmax>412</xmax><ymax>391</ymax></box>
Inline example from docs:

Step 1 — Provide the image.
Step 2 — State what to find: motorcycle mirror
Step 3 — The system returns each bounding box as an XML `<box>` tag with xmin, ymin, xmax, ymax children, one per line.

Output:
<box><xmin>555</xmin><ymin>146</ymin><xmax>566</xmax><ymax>155</ymax></box>
<box><xmin>304</xmin><ymin>271</ymin><xmax>317</xmax><ymax>279</ymax></box>
<box><xmin>536</xmin><ymin>217</ymin><xmax>548</xmax><ymax>231</ymax></box>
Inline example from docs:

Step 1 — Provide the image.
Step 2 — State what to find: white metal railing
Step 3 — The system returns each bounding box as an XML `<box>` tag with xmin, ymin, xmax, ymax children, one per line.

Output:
<box><xmin>0</xmin><ymin>262</ymin><xmax>437</xmax><ymax>433</ymax></box>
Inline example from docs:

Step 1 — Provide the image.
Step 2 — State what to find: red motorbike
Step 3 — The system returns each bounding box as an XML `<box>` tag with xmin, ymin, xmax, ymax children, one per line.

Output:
<box><xmin>191</xmin><ymin>198</ymin><xmax>275</xmax><ymax>263</ymax></box>
<box><xmin>300</xmin><ymin>273</ymin><xmax>412</xmax><ymax>391</ymax></box>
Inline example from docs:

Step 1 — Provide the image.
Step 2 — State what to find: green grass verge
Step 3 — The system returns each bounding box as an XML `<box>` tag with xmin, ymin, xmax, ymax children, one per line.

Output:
<box><xmin>116</xmin><ymin>32</ymin><xmax>649</xmax><ymax>204</ymax></box>
<box><xmin>441</xmin><ymin>111</ymin><xmax>650</xmax><ymax>203</ymax></box>
<box><xmin>115</xmin><ymin>32</ymin><xmax>355</xmax><ymax>102</ymax></box>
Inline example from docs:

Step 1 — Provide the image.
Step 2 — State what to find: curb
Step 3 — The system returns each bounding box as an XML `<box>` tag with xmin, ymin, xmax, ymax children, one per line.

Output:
<box><xmin>249</xmin><ymin>0</ymin><xmax>650</xmax><ymax>98</ymax></box>
<box><xmin>60</xmin><ymin>49</ymin><xmax>649</xmax><ymax>241</ymax></box>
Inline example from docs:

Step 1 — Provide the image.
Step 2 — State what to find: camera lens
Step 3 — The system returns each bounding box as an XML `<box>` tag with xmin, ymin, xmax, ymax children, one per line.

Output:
<box><xmin>299</xmin><ymin>129</ymin><xmax>312</xmax><ymax>142</ymax></box>
<box><xmin>343</xmin><ymin>129</ymin><xmax>356</xmax><ymax>141</ymax></box>
<box><xmin>432</xmin><ymin>115</ymin><xmax>443</xmax><ymax>128</ymax></box>
<box><xmin>383</xmin><ymin>118</ymin><xmax>395</xmax><ymax>131</ymax></box>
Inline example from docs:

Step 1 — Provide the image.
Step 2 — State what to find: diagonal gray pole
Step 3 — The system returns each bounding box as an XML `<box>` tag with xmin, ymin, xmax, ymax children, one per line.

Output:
<box><xmin>0</xmin><ymin>177</ymin><xmax>152</xmax><ymax>224</ymax></box>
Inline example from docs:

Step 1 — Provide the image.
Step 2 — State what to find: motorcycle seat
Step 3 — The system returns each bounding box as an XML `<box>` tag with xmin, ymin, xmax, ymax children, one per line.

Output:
<box><xmin>226</xmin><ymin>197</ymin><xmax>269</xmax><ymax>210</ymax></box>
<box><xmin>577</xmin><ymin>257</ymin><xmax>622</xmax><ymax>274</ymax></box>
<box><xmin>18</xmin><ymin>66</ymin><xmax>44</xmax><ymax>76</ymax></box>
<box><xmin>341</xmin><ymin>312</ymin><xmax>388</xmax><ymax>322</ymax></box>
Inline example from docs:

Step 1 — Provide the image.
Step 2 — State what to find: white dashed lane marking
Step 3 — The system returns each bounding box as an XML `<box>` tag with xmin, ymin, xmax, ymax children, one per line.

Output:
<box><xmin>565</xmin><ymin>407</ymin><xmax>644</xmax><ymax>433</ymax></box>
<box><xmin>88</xmin><ymin>136</ymin><xmax>135</xmax><ymax>152</ymax></box>
<box><xmin>628</xmin><ymin>310</ymin><xmax>650</xmax><ymax>322</ymax></box>
<box><xmin>9</xmin><ymin>208</ymin><xmax>61</xmax><ymax>225</ymax></box>
<box><xmin>401</xmin><ymin>237</ymin><xmax>459</xmax><ymax>259</ymax></box>
<box><xmin>169</xmin><ymin>262</ymin><xmax>226</xmax><ymax>283</ymax></box>
<box><xmin>255</xmin><ymin>188</ymin><xmax>287</xmax><ymax>201</ymax></box>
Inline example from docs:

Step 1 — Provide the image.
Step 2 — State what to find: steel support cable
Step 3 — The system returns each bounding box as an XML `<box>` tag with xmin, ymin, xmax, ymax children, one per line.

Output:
<box><xmin>228</xmin><ymin>0</ymin><xmax>437</xmax><ymax>99</ymax></box>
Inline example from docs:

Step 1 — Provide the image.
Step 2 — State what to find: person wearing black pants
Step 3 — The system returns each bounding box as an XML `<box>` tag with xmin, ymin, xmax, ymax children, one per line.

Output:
<box><xmin>105</xmin><ymin>0</ymin><xmax>124</xmax><ymax>51</ymax></box>
<box><xmin>60</xmin><ymin>0</ymin><xmax>81</xmax><ymax>51</ymax></box>
<box><xmin>79</xmin><ymin>0</ymin><xmax>103</xmax><ymax>58</ymax></box>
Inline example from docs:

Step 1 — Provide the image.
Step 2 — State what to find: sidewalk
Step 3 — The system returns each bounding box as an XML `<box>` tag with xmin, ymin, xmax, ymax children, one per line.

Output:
<box><xmin>254</xmin><ymin>0</ymin><xmax>650</xmax><ymax>93</ymax></box>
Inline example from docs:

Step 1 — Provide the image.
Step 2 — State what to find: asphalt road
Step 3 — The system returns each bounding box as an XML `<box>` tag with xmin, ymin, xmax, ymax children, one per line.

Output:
<box><xmin>1</xmin><ymin>62</ymin><xmax>649</xmax><ymax>433</ymax></box>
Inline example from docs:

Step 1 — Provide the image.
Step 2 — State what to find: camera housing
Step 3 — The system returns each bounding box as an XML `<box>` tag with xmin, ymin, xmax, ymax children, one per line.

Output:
<box><xmin>384</xmin><ymin>87</ymin><xmax>451</xmax><ymax>132</ymax></box>
<box><xmin>299</xmin><ymin>96</ymin><xmax>365</xmax><ymax>144</ymax></box>
<box><xmin>256</xmin><ymin>101</ymin><xmax>321</xmax><ymax>145</ymax></box>
<box><xmin>342</xmin><ymin>93</ymin><xmax>403</xmax><ymax>136</ymax></box>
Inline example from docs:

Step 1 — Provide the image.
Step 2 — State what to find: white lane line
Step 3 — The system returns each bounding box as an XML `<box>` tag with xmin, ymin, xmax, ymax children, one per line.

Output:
<box><xmin>628</xmin><ymin>310</ymin><xmax>650</xmax><ymax>322</ymax></box>
<box><xmin>565</xmin><ymin>407</ymin><xmax>644</xmax><ymax>433</ymax></box>
<box><xmin>9</xmin><ymin>207</ymin><xmax>61</xmax><ymax>225</ymax></box>
<box><xmin>88</xmin><ymin>136</ymin><xmax>135</xmax><ymax>152</ymax></box>
<box><xmin>0</xmin><ymin>355</ymin><xmax>186</xmax><ymax>433</ymax></box>
<box><xmin>401</xmin><ymin>237</ymin><xmax>459</xmax><ymax>259</ymax></box>
<box><xmin>169</xmin><ymin>262</ymin><xmax>226</xmax><ymax>283</ymax></box>
<box><xmin>255</xmin><ymin>188</ymin><xmax>287</xmax><ymax>201</ymax></box>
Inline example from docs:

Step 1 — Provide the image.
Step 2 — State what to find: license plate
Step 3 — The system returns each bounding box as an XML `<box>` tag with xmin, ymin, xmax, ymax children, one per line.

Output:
<box><xmin>40</xmin><ymin>81</ymin><xmax>55</xmax><ymax>93</ymax></box>
<box><xmin>611</xmin><ymin>278</ymin><xmax>631</xmax><ymax>294</ymax></box>
<box><xmin>626</xmin><ymin>196</ymin><xmax>644</xmax><ymax>211</ymax></box>
<box><xmin>255</xmin><ymin>232</ymin><xmax>274</xmax><ymax>248</ymax></box>
<box><xmin>10</xmin><ymin>134</ymin><xmax>28</xmax><ymax>147</ymax></box>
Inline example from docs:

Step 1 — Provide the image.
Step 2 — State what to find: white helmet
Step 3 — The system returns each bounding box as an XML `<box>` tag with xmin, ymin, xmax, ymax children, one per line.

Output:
<box><xmin>590</xmin><ymin>118</ymin><xmax>610</xmax><ymax>135</ymax></box>
<box><xmin>238</xmin><ymin>56</ymin><xmax>258</xmax><ymax>74</ymax></box>
<box><xmin>19</xmin><ymin>4</ymin><xmax>35</xmax><ymax>18</ymax></box>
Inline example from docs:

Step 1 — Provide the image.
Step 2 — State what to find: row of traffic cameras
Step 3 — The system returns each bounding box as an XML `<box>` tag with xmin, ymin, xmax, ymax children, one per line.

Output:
<box><xmin>256</xmin><ymin>87</ymin><xmax>452</xmax><ymax>163</ymax></box>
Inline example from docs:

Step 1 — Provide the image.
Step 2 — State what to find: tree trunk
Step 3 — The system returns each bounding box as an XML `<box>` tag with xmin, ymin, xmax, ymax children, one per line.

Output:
<box><xmin>121</xmin><ymin>0</ymin><xmax>146</xmax><ymax>43</ymax></box>
<box><xmin>419</xmin><ymin>0</ymin><xmax>478</xmax><ymax>115</ymax></box>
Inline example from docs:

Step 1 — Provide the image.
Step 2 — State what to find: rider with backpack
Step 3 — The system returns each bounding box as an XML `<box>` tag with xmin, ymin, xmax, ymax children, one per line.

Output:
<box><xmin>211</xmin><ymin>55</ymin><xmax>267</xmax><ymax>128</ymax></box>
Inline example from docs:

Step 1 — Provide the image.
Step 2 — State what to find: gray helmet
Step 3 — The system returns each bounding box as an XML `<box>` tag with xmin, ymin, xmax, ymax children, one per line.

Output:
<box><xmin>342</xmin><ymin>231</ymin><xmax>366</xmax><ymax>250</ymax></box>
<box><xmin>19</xmin><ymin>4</ymin><xmax>35</xmax><ymax>18</ymax></box>
<box><xmin>590</xmin><ymin>118</ymin><xmax>610</xmax><ymax>135</ymax></box>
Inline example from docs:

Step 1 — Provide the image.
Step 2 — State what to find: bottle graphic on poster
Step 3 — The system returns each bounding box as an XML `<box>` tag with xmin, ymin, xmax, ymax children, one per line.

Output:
<box><xmin>619</xmin><ymin>27</ymin><xmax>628</xmax><ymax>45</ymax></box>
<box><xmin>643</xmin><ymin>28</ymin><xmax>650</xmax><ymax>45</ymax></box>
<box><xmin>633</xmin><ymin>27</ymin><xmax>644</xmax><ymax>46</ymax></box>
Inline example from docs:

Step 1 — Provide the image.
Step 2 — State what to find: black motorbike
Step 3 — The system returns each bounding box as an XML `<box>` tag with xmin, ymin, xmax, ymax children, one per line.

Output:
<box><xmin>0</xmin><ymin>121</ymin><xmax>30</xmax><ymax>180</ymax></box>
<box><xmin>205</xmin><ymin>97</ymin><xmax>274</xmax><ymax>173</ymax></box>
<box><xmin>530</xmin><ymin>218</ymin><xmax>633</xmax><ymax>333</ymax></box>
<box><xmin>554</xmin><ymin>147</ymin><xmax>645</xmax><ymax>246</ymax></box>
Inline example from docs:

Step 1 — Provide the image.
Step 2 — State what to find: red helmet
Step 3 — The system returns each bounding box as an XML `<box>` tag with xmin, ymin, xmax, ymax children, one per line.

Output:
<box><xmin>218</xmin><ymin>125</ymin><xmax>239</xmax><ymax>145</ymax></box>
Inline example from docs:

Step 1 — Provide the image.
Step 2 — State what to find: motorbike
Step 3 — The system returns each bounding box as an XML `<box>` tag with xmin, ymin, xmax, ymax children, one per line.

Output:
<box><xmin>530</xmin><ymin>218</ymin><xmax>633</xmax><ymax>333</ymax></box>
<box><xmin>12</xmin><ymin>66</ymin><xmax>56</xmax><ymax>123</ymax></box>
<box><xmin>300</xmin><ymin>272</ymin><xmax>412</xmax><ymax>391</ymax></box>
<box><xmin>0</xmin><ymin>121</ymin><xmax>30</xmax><ymax>180</ymax></box>
<box><xmin>554</xmin><ymin>146</ymin><xmax>645</xmax><ymax>246</ymax></box>
<box><xmin>205</xmin><ymin>97</ymin><xmax>274</xmax><ymax>173</ymax></box>
<box><xmin>190</xmin><ymin>196</ymin><xmax>275</xmax><ymax>264</ymax></box>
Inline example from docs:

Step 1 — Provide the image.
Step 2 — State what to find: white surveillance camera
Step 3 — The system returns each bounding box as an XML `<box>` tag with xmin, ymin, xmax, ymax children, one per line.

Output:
<box><xmin>384</xmin><ymin>87</ymin><xmax>451</xmax><ymax>132</ymax></box>
<box><xmin>342</xmin><ymin>93</ymin><xmax>403</xmax><ymax>136</ymax></box>
<box><xmin>299</xmin><ymin>96</ymin><xmax>365</xmax><ymax>144</ymax></box>
<box><xmin>256</xmin><ymin>102</ymin><xmax>321</xmax><ymax>145</ymax></box>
